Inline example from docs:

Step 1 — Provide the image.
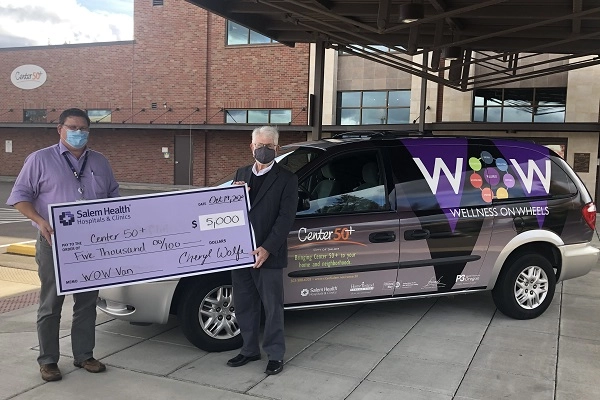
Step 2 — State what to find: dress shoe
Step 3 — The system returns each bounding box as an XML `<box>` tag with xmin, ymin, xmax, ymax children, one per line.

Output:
<box><xmin>73</xmin><ymin>357</ymin><xmax>106</xmax><ymax>373</ymax></box>
<box><xmin>265</xmin><ymin>360</ymin><xmax>283</xmax><ymax>375</ymax></box>
<box><xmin>40</xmin><ymin>363</ymin><xmax>62</xmax><ymax>382</ymax></box>
<box><xmin>227</xmin><ymin>353</ymin><xmax>261</xmax><ymax>367</ymax></box>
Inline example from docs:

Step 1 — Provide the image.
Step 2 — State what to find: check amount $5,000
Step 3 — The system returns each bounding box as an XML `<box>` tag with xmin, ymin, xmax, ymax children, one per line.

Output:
<box><xmin>192</xmin><ymin>210</ymin><xmax>246</xmax><ymax>231</ymax></box>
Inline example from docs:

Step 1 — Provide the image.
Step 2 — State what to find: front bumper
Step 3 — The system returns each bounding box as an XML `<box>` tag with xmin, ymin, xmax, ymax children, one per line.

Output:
<box><xmin>97</xmin><ymin>280</ymin><xmax>179</xmax><ymax>324</ymax></box>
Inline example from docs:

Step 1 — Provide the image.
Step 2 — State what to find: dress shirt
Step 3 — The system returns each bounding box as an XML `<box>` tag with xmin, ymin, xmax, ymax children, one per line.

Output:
<box><xmin>7</xmin><ymin>142</ymin><xmax>119</xmax><ymax>228</ymax></box>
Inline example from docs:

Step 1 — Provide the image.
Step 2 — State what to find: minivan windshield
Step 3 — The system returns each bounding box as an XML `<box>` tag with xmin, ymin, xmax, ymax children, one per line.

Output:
<box><xmin>214</xmin><ymin>145</ymin><xmax>324</xmax><ymax>186</ymax></box>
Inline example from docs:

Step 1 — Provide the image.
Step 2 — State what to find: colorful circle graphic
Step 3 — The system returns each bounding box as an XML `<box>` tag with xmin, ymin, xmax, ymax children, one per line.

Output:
<box><xmin>496</xmin><ymin>158</ymin><xmax>508</xmax><ymax>171</ymax></box>
<box><xmin>484</xmin><ymin>167</ymin><xmax>500</xmax><ymax>186</ymax></box>
<box><xmin>496</xmin><ymin>187</ymin><xmax>509</xmax><ymax>199</ymax></box>
<box><xmin>470</xmin><ymin>173</ymin><xmax>483</xmax><ymax>188</ymax></box>
<box><xmin>503</xmin><ymin>173</ymin><xmax>515</xmax><ymax>188</ymax></box>
<box><xmin>481</xmin><ymin>151</ymin><xmax>494</xmax><ymax>164</ymax></box>
<box><xmin>481</xmin><ymin>188</ymin><xmax>493</xmax><ymax>203</ymax></box>
<box><xmin>468</xmin><ymin>151</ymin><xmax>514</xmax><ymax>202</ymax></box>
<box><xmin>469</xmin><ymin>157</ymin><xmax>482</xmax><ymax>171</ymax></box>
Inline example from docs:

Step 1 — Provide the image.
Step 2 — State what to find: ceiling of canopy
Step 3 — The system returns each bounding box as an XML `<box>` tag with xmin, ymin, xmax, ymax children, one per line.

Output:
<box><xmin>188</xmin><ymin>0</ymin><xmax>600</xmax><ymax>90</ymax></box>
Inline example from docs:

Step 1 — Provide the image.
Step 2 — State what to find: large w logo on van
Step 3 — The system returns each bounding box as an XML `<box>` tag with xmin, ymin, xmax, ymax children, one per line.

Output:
<box><xmin>413</xmin><ymin>156</ymin><xmax>465</xmax><ymax>232</ymax></box>
<box><xmin>510</xmin><ymin>159</ymin><xmax>551</xmax><ymax>194</ymax></box>
<box><xmin>414</xmin><ymin>158</ymin><xmax>464</xmax><ymax>195</ymax></box>
<box><xmin>401</xmin><ymin>138</ymin><xmax>468</xmax><ymax>232</ymax></box>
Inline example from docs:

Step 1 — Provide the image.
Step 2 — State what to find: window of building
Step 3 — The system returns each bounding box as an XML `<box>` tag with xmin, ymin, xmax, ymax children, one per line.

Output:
<box><xmin>226</xmin><ymin>21</ymin><xmax>275</xmax><ymax>45</ymax></box>
<box><xmin>338</xmin><ymin>44</ymin><xmax>400</xmax><ymax>55</ymax></box>
<box><xmin>152</xmin><ymin>0</ymin><xmax>163</xmax><ymax>6</ymax></box>
<box><xmin>225</xmin><ymin>109</ymin><xmax>292</xmax><ymax>124</ymax></box>
<box><xmin>526</xmin><ymin>138</ymin><xmax>567</xmax><ymax>160</ymax></box>
<box><xmin>23</xmin><ymin>109</ymin><xmax>46</xmax><ymax>123</ymax></box>
<box><xmin>337</xmin><ymin>90</ymin><xmax>410</xmax><ymax>125</ymax></box>
<box><xmin>87</xmin><ymin>109</ymin><xmax>112</xmax><ymax>123</ymax></box>
<box><xmin>473</xmin><ymin>88</ymin><xmax>566</xmax><ymax>123</ymax></box>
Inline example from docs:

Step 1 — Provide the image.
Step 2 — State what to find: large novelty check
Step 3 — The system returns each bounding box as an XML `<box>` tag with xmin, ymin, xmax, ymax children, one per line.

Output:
<box><xmin>49</xmin><ymin>185</ymin><xmax>256</xmax><ymax>295</ymax></box>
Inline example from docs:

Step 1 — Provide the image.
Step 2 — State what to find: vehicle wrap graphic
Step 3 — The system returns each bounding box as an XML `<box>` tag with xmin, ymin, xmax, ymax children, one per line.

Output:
<box><xmin>395</xmin><ymin>138</ymin><xmax>556</xmax><ymax>296</ymax></box>
<box><xmin>401</xmin><ymin>138</ymin><xmax>552</xmax><ymax>231</ymax></box>
<box><xmin>285</xmin><ymin>217</ymin><xmax>400</xmax><ymax>305</ymax></box>
<box><xmin>283</xmin><ymin>137</ymin><xmax>590</xmax><ymax>307</ymax></box>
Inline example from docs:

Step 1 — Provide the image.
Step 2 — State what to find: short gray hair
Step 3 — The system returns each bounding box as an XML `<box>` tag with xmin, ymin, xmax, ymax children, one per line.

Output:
<box><xmin>252</xmin><ymin>126</ymin><xmax>279</xmax><ymax>145</ymax></box>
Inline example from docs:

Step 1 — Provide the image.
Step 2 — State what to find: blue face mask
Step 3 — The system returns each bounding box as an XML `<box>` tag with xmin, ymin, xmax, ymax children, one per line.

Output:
<box><xmin>65</xmin><ymin>130</ymin><xmax>89</xmax><ymax>149</ymax></box>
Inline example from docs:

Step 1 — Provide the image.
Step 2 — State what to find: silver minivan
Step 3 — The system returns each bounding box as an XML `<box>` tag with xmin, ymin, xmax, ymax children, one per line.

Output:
<box><xmin>98</xmin><ymin>134</ymin><xmax>598</xmax><ymax>351</ymax></box>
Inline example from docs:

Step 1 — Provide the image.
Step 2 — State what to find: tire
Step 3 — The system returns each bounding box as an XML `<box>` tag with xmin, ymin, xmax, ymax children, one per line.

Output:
<box><xmin>177</xmin><ymin>276</ymin><xmax>243</xmax><ymax>352</ymax></box>
<box><xmin>492</xmin><ymin>253</ymin><xmax>556</xmax><ymax>320</ymax></box>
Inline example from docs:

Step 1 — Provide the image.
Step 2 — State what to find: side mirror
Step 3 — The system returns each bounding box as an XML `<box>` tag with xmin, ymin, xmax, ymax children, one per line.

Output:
<box><xmin>297</xmin><ymin>190</ymin><xmax>310</xmax><ymax>211</ymax></box>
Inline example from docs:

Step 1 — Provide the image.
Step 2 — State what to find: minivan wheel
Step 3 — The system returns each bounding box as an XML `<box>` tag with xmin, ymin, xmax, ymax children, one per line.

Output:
<box><xmin>492</xmin><ymin>253</ymin><xmax>556</xmax><ymax>320</ymax></box>
<box><xmin>177</xmin><ymin>278</ymin><xmax>243</xmax><ymax>352</ymax></box>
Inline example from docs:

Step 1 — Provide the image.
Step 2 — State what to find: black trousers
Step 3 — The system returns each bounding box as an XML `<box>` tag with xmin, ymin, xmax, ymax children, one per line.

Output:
<box><xmin>231</xmin><ymin>267</ymin><xmax>285</xmax><ymax>361</ymax></box>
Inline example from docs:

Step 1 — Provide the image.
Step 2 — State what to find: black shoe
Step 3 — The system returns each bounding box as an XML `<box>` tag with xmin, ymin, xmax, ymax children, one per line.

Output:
<box><xmin>227</xmin><ymin>353</ymin><xmax>261</xmax><ymax>367</ymax></box>
<box><xmin>265</xmin><ymin>360</ymin><xmax>283</xmax><ymax>375</ymax></box>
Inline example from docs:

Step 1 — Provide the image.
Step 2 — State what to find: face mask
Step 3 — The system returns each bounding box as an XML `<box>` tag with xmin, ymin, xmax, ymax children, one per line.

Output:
<box><xmin>65</xmin><ymin>130</ymin><xmax>89</xmax><ymax>149</ymax></box>
<box><xmin>254</xmin><ymin>146</ymin><xmax>276</xmax><ymax>164</ymax></box>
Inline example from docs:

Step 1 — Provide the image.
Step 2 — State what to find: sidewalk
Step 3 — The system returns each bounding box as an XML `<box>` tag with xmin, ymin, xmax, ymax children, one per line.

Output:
<box><xmin>1</xmin><ymin>234</ymin><xmax>599</xmax><ymax>399</ymax></box>
<box><xmin>0</xmin><ymin>252</ymin><xmax>38</xmax><ymax>303</ymax></box>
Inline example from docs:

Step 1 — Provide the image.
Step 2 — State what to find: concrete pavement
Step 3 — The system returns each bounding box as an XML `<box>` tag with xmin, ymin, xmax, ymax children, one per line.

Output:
<box><xmin>1</xmin><ymin>234</ymin><xmax>599</xmax><ymax>399</ymax></box>
<box><xmin>0</xmin><ymin>252</ymin><xmax>38</xmax><ymax>300</ymax></box>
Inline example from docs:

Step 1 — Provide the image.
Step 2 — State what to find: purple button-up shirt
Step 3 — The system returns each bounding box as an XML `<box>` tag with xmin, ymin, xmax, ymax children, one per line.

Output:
<box><xmin>7</xmin><ymin>142</ymin><xmax>120</xmax><ymax>227</ymax></box>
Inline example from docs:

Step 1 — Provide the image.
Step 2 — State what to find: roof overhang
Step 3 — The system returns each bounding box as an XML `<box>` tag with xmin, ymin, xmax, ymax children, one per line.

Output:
<box><xmin>187</xmin><ymin>0</ymin><xmax>600</xmax><ymax>90</ymax></box>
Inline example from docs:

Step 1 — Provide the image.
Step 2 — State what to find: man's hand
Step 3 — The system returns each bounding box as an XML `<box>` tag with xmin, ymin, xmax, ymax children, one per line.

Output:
<box><xmin>13</xmin><ymin>201</ymin><xmax>53</xmax><ymax>244</ymax></box>
<box><xmin>233</xmin><ymin>181</ymin><xmax>250</xmax><ymax>191</ymax></box>
<box><xmin>251</xmin><ymin>246</ymin><xmax>270</xmax><ymax>269</ymax></box>
<box><xmin>37</xmin><ymin>219</ymin><xmax>54</xmax><ymax>244</ymax></box>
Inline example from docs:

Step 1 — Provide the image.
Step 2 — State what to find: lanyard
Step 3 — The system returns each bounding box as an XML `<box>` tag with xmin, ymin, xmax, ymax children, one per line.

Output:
<box><xmin>62</xmin><ymin>152</ymin><xmax>89</xmax><ymax>194</ymax></box>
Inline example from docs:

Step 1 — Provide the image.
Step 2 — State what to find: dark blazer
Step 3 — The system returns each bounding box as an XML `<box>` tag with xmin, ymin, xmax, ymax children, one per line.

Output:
<box><xmin>234</xmin><ymin>162</ymin><xmax>298</xmax><ymax>269</ymax></box>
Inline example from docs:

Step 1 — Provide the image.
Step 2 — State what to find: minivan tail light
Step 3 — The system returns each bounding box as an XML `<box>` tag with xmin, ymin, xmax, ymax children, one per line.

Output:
<box><xmin>582</xmin><ymin>202</ymin><xmax>596</xmax><ymax>230</ymax></box>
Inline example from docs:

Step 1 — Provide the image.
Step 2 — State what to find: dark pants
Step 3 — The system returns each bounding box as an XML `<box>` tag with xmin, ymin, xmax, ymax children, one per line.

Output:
<box><xmin>35</xmin><ymin>233</ymin><xmax>98</xmax><ymax>365</ymax></box>
<box><xmin>231</xmin><ymin>267</ymin><xmax>285</xmax><ymax>361</ymax></box>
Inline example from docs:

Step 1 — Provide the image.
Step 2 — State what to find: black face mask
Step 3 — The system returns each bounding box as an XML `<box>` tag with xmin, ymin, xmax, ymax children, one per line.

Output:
<box><xmin>254</xmin><ymin>146</ymin><xmax>276</xmax><ymax>164</ymax></box>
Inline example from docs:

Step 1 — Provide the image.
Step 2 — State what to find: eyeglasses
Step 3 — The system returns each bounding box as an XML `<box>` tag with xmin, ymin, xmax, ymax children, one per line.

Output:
<box><xmin>253</xmin><ymin>143</ymin><xmax>277</xmax><ymax>150</ymax></box>
<box><xmin>62</xmin><ymin>124</ymin><xmax>89</xmax><ymax>133</ymax></box>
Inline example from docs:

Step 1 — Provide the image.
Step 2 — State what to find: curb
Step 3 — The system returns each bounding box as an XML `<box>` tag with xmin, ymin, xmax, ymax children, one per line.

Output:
<box><xmin>6</xmin><ymin>244</ymin><xmax>35</xmax><ymax>257</ymax></box>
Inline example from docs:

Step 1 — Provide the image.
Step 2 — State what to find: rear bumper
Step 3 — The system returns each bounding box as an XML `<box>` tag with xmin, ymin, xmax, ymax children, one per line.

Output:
<box><xmin>558</xmin><ymin>242</ymin><xmax>599</xmax><ymax>282</ymax></box>
<box><xmin>97</xmin><ymin>280</ymin><xmax>178</xmax><ymax>324</ymax></box>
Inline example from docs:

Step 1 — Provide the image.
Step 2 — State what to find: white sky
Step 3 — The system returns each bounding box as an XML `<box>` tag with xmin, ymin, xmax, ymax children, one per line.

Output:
<box><xmin>0</xmin><ymin>0</ymin><xmax>133</xmax><ymax>48</ymax></box>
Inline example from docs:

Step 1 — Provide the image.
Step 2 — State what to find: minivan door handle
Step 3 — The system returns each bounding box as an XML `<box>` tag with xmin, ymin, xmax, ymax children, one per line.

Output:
<box><xmin>369</xmin><ymin>231</ymin><xmax>396</xmax><ymax>243</ymax></box>
<box><xmin>404</xmin><ymin>229</ymin><xmax>430</xmax><ymax>240</ymax></box>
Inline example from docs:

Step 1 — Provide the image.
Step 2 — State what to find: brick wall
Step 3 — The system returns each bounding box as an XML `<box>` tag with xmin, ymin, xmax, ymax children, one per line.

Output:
<box><xmin>131</xmin><ymin>0</ymin><xmax>209</xmax><ymax>124</ymax></box>
<box><xmin>208</xmin><ymin>16</ymin><xmax>310</xmax><ymax>123</ymax></box>
<box><xmin>0</xmin><ymin>127</ymin><xmax>306</xmax><ymax>186</ymax></box>
<box><xmin>204</xmin><ymin>130</ymin><xmax>306</xmax><ymax>185</ymax></box>
<box><xmin>0</xmin><ymin>42</ymin><xmax>134</xmax><ymax>123</ymax></box>
<box><xmin>0</xmin><ymin>0</ymin><xmax>311</xmax><ymax>186</ymax></box>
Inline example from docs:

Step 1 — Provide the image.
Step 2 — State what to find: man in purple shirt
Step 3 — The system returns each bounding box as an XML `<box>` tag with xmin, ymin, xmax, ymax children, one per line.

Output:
<box><xmin>7</xmin><ymin>108</ymin><xmax>119</xmax><ymax>382</ymax></box>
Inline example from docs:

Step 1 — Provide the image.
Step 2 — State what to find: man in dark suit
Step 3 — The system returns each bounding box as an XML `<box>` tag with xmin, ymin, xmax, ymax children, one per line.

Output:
<box><xmin>226</xmin><ymin>126</ymin><xmax>298</xmax><ymax>375</ymax></box>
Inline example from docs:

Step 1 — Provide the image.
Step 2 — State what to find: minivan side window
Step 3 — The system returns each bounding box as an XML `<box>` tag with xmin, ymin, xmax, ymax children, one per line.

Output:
<box><xmin>297</xmin><ymin>151</ymin><xmax>388</xmax><ymax>215</ymax></box>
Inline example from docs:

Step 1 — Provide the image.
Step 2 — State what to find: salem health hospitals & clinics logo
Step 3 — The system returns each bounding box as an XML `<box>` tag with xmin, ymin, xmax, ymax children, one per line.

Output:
<box><xmin>59</xmin><ymin>211</ymin><xmax>75</xmax><ymax>226</ymax></box>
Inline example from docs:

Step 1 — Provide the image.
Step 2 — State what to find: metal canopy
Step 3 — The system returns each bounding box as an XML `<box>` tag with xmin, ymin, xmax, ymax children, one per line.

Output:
<box><xmin>188</xmin><ymin>0</ymin><xmax>600</xmax><ymax>90</ymax></box>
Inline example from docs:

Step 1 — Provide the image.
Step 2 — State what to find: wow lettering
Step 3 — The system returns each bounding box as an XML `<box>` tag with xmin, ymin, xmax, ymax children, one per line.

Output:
<box><xmin>413</xmin><ymin>156</ymin><xmax>551</xmax><ymax>196</ymax></box>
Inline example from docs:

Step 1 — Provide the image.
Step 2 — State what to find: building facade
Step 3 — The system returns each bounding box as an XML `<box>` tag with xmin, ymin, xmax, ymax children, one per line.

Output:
<box><xmin>0</xmin><ymin>0</ymin><xmax>310</xmax><ymax>187</ymax></box>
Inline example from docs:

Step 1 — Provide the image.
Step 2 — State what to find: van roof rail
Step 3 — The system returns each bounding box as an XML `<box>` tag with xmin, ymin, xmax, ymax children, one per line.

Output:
<box><xmin>331</xmin><ymin>130</ymin><xmax>432</xmax><ymax>139</ymax></box>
